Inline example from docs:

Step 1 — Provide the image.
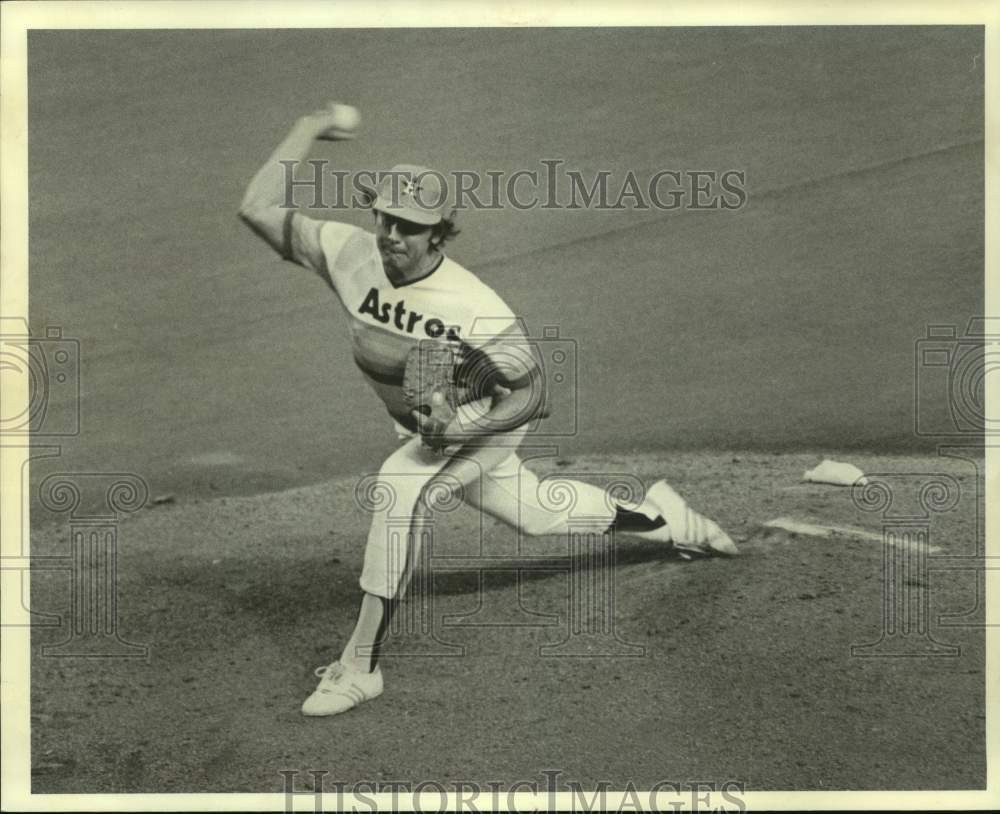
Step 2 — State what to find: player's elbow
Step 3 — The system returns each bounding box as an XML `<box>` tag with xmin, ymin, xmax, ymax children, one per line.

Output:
<box><xmin>237</xmin><ymin>206</ymin><xmax>269</xmax><ymax>247</ymax></box>
<box><xmin>237</xmin><ymin>203</ymin><xmax>287</xmax><ymax>257</ymax></box>
<box><xmin>237</xmin><ymin>201</ymin><xmax>266</xmax><ymax>229</ymax></box>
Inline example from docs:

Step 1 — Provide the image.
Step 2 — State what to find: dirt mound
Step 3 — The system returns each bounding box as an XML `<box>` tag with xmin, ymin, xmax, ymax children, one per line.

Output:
<box><xmin>27</xmin><ymin>450</ymin><xmax>984</xmax><ymax>792</ymax></box>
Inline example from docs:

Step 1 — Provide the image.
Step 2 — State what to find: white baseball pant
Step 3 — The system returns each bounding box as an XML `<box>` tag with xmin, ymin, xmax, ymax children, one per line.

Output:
<box><xmin>358</xmin><ymin>424</ymin><xmax>623</xmax><ymax>599</ymax></box>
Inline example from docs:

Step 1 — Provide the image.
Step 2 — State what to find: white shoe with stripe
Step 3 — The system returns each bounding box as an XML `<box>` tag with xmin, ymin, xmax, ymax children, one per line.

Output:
<box><xmin>301</xmin><ymin>661</ymin><xmax>384</xmax><ymax>717</ymax></box>
<box><xmin>646</xmin><ymin>480</ymin><xmax>739</xmax><ymax>557</ymax></box>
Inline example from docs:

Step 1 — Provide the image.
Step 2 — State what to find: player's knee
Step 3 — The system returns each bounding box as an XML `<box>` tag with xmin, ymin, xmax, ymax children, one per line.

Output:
<box><xmin>376</xmin><ymin>457</ymin><xmax>405</xmax><ymax>484</ymax></box>
<box><xmin>418</xmin><ymin>476</ymin><xmax>464</xmax><ymax>514</ymax></box>
<box><xmin>367</xmin><ymin>468</ymin><xmax>421</xmax><ymax>514</ymax></box>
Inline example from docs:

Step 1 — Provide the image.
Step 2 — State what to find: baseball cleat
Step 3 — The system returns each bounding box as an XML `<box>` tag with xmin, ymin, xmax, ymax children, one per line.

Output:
<box><xmin>301</xmin><ymin>660</ymin><xmax>383</xmax><ymax>717</ymax></box>
<box><xmin>646</xmin><ymin>480</ymin><xmax>739</xmax><ymax>557</ymax></box>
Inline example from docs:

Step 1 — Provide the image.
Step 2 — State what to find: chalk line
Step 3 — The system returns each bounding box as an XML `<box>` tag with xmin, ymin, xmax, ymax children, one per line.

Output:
<box><xmin>763</xmin><ymin>516</ymin><xmax>943</xmax><ymax>554</ymax></box>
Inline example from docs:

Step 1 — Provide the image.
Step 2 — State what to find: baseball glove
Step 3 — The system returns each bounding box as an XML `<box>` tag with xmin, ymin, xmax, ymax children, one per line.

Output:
<box><xmin>402</xmin><ymin>341</ymin><xmax>463</xmax><ymax>450</ymax></box>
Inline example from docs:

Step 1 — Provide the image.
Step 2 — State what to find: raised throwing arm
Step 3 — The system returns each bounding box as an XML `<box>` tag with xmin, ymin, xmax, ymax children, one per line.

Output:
<box><xmin>238</xmin><ymin>103</ymin><xmax>359</xmax><ymax>264</ymax></box>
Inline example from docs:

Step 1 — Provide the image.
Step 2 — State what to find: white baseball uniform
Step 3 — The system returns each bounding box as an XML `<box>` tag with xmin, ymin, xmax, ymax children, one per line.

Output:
<box><xmin>284</xmin><ymin>214</ymin><xmax>621</xmax><ymax>597</ymax></box>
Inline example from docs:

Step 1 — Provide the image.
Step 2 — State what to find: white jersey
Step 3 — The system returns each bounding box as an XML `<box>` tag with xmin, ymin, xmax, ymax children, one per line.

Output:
<box><xmin>289</xmin><ymin>217</ymin><xmax>525</xmax><ymax>431</ymax></box>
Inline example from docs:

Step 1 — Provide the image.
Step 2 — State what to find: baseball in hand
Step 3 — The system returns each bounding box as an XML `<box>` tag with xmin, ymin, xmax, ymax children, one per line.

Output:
<box><xmin>331</xmin><ymin>104</ymin><xmax>360</xmax><ymax>131</ymax></box>
<box><xmin>315</xmin><ymin>103</ymin><xmax>361</xmax><ymax>141</ymax></box>
<box><xmin>327</xmin><ymin>103</ymin><xmax>360</xmax><ymax>134</ymax></box>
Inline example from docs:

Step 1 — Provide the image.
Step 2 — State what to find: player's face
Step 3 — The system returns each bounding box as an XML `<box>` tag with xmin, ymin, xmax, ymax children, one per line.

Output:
<box><xmin>375</xmin><ymin>211</ymin><xmax>438</xmax><ymax>281</ymax></box>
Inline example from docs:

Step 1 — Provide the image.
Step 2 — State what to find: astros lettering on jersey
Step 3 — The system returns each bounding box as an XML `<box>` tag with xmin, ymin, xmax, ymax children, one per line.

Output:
<box><xmin>288</xmin><ymin>217</ymin><xmax>526</xmax><ymax>433</ymax></box>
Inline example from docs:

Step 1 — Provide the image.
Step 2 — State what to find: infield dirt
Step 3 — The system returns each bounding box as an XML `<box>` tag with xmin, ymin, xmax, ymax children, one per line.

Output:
<box><xmin>30</xmin><ymin>449</ymin><xmax>984</xmax><ymax>792</ymax></box>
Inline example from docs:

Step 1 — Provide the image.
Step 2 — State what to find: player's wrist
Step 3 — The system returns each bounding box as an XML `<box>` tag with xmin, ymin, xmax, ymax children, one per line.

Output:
<box><xmin>295</xmin><ymin>103</ymin><xmax>361</xmax><ymax>142</ymax></box>
<box><xmin>293</xmin><ymin>116</ymin><xmax>331</xmax><ymax>141</ymax></box>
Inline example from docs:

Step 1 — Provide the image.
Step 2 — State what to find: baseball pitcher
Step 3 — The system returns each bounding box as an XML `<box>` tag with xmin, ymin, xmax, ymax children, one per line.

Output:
<box><xmin>239</xmin><ymin>102</ymin><xmax>738</xmax><ymax>717</ymax></box>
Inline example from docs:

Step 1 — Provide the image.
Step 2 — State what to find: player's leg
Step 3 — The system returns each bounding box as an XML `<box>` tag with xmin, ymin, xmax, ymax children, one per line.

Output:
<box><xmin>402</xmin><ymin>433</ymin><xmax>527</xmax><ymax>554</ymax></box>
<box><xmin>627</xmin><ymin>480</ymin><xmax>738</xmax><ymax>556</ymax></box>
<box><xmin>467</xmin><ymin>447</ymin><xmax>737</xmax><ymax>556</ymax></box>
<box><xmin>302</xmin><ymin>435</ymin><xmax>448</xmax><ymax>717</ymax></box>
<box><xmin>464</xmin><ymin>445</ymin><xmax>615</xmax><ymax>536</ymax></box>
<box><xmin>301</xmin><ymin>590</ymin><xmax>390</xmax><ymax>717</ymax></box>
<box><xmin>302</xmin><ymin>433</ymin><xmax>523</xmax><ymax>717</ymax></box>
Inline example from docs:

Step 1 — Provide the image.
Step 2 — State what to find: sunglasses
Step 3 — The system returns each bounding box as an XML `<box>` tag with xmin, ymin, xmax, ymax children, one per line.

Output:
<box><xmin>376</xmin><ymin>212</ymin><xmax>431</xmax><ymax>237</ymax></box>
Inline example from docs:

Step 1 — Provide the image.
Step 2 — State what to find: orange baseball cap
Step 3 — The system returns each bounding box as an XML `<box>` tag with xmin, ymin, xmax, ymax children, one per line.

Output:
<box><xmin>373</xmin><ymin>164</ymin><xmax>452</xmax><ymax>226</ymax></box>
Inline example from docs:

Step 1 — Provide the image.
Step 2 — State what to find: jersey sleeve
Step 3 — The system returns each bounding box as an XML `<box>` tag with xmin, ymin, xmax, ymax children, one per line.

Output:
<box><xmin>463</xmin><ymin>287</ymin><xmax>537</xmax><ymax>390</ymax></box>
<box><xmin>284</xmin><ymin>214</ymin><xmax>369</xmax><ymax>295</ymax></box>
<box><xmin>463</xmin><ymin>285</ymin><xmax>523</xmax><ymax>348</ymax></box>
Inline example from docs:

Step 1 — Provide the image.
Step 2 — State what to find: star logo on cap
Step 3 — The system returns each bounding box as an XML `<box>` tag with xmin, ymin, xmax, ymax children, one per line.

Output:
<box><xmin>402</xmin><ymin>178</ymin><xmax>422</xmax><ymax>196</ymax></box>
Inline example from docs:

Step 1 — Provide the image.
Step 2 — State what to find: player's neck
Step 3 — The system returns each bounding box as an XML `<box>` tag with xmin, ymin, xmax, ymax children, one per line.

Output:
<box><xmin>393</xmin><ymin>249</ymin><xmax>443</xmax><ymax>286</ymax></box>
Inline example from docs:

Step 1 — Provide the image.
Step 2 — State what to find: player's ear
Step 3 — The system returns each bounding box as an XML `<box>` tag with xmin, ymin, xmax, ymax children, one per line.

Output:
<box><xmin>430</xmin><ymin>219</ymin><xmax>450</xmax><ymax>248</ymax></box>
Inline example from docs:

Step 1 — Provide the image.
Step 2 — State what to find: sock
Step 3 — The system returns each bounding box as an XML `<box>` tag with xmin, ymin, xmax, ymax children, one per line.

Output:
<box><xmin>340</xmin><ymin>593</ymin><xmax>398</xmax><ymax>673</ymax></box>
<box><xmin>607</xmin><ymin>504</ymin><xmax>667</xmax><ymax>534</ymax></box>
<box><xmin>368</xmin><ymin>596</ymin><xmax>398</xmax><ymax>672</ymax></box>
